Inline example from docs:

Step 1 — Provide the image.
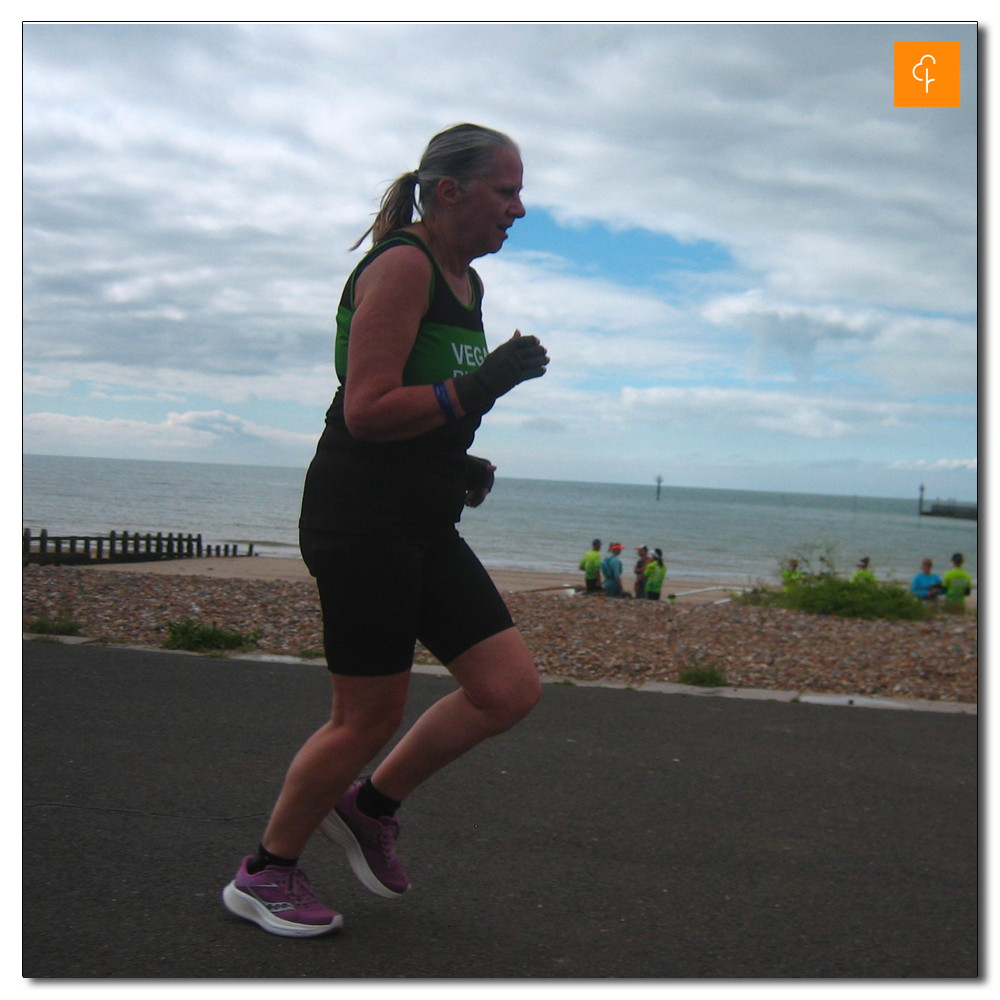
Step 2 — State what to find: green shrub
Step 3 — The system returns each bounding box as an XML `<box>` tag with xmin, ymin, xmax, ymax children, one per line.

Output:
<box><xmin>163</xmin><ymin>620</ymin><xmax>259</xmax><ymax>652</ymax></box>
<box><xmin>26</xmin><ymin>615</ymin><xmax>83</xmax><ymax>637</ymax></box>
<box><xmin>737</xmin><ymin>576</ymin><xmax>928</xmax><ymax>621</ymax></box>
<box><xmin>786</xmin><ymin>577</ymin><xmax>928</xmax><ymax>620</ymax></box>
<box><xmin>678</xmin><ymin>662</ymin><xmax>728</xmax><ymax>687</ymax></box>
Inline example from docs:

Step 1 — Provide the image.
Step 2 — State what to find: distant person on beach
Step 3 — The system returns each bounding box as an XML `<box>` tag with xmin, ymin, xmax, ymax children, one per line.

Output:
<box><xmin>941</xmin><ymin>553</ymin><xmax>973</xmax><ymax>610</ymax></box>
<box><xmin>911</xmin><ymin>558</ymin><xmax>943</xmax><ymax>601</ymax></box>
<box><xmin>223</xmin><ymin>124</ymin><xmax>549</xmax><ymax>938</ymax></box>
<box><xmin>644</xmin><ymin>548</ymin><xmax>666</xmax><ymax>600</ymax></box>
<box><xmin>851</xmin><ymin>557</ymin><xmax>876</xmax><ymax>585</ymax></box>
<box><xmin>782</xmin><ymin>558</ymin><xmax>803</xmax><ymax>590</ymax></box>
<box><xmin>601</xmin><ymin>543</ymin><xmax>625</xmax><ymax>597</ymax></box>
<box><xmin>633</xmin><ymin>545</ymin><xmax>650</xmax><ymax>598</ymax></box>
<box><xmin>579</xmin><ymin>539</ymin><xmax>603</xmax><ymax>594</ymax></box>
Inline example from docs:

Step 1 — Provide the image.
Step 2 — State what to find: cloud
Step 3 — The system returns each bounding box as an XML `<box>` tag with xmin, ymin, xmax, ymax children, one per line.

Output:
<box><xmin>23</xmin><ymin>374</ymin><xmax>71</xmax><ymax>394</ymax></box>
<box><xmin>23</xmin><ymin>362</ymin><xmax>339</xmax><ymax>408</ymax></box>
<box><xmin>520</xmin><ymin>416</ymin><xmax>566</xmax><ymax>433</ymax></box>
<box><xmin>703</xmin><ymin>292</ymin><xmax>977</xmax><ymax>393</ymax></box>
<box><xmin>890</xmin><ymin>457</ymin><xmax>978</xmax><ymax>472</ymax></box>
<box><xmin>89</xmin><ymin>390</ymin><xmax>186</xmax><ymax>402</ymax></box>
<box><xmin>23</xmin><ymin>409</ymin><xmax>318</xmax><ymax>464</ymax></box>
<box><xmin>616</xmin><ymin>386</ymin><xmax>971</xmax><ymax>439</ymax></box>
<box><xmin>484</xmin><ymin>379</ymin><xmax>973</xmax><ymax>443</ymax></box>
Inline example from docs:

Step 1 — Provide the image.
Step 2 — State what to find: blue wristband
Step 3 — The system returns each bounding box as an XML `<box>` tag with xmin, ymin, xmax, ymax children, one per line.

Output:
<box><xmin>433</xmin><ymin>381</ymin><xmax>457</xmax><ymax>422</ymax></box>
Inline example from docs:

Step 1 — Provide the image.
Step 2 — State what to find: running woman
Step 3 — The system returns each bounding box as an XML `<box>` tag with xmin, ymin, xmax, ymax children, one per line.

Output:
<box><xmin>223</xmin><ymin>124</ymin><xmax>549</xmax><ymax>937</ymax></box>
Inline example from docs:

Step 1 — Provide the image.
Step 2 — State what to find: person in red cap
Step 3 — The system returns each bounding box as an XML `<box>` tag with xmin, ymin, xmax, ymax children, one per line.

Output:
<box><xmin>601</xmin><ymin>542</ymin><xmax>625</xmax><ymax>597</ymax></box>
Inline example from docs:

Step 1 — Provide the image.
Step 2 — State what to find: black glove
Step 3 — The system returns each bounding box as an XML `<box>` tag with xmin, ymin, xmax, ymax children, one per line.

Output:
<box><xmin>453</xmin><ymin>332</ymin><xmax>548</xmax><ymax>416</ymax></box>
<box><xmin>464</xmin><ymin>455</ymin><xmax>495</xmax><ymax>507</ymax></box>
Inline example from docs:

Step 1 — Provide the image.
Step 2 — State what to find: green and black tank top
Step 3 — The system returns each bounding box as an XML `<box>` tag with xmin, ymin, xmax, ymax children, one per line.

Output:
<box><xmin>300</xmin><ymin>231</ymin><xmax>490</xmax><ymax>533</ymax></box>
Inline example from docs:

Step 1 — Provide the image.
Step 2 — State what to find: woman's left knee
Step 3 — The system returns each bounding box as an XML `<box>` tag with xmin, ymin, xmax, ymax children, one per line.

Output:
<box><xmin>480</xmin><ymin>671</ymin><xmax>542</xmax><ymax>731</ymax></box>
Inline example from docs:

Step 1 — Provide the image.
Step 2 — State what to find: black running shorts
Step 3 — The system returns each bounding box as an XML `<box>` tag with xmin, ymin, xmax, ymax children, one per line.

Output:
<box><xmin>299</xmin><ymin>526</ymin><xmax>515</xmax><ymax>676</ymax></box>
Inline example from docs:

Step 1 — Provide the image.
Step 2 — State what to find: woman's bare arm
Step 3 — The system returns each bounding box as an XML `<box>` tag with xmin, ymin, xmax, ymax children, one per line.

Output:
<box><xmin>342</xmin><ymin>245</ymin><xmax>465</xmax><ymax>443</ymax></box>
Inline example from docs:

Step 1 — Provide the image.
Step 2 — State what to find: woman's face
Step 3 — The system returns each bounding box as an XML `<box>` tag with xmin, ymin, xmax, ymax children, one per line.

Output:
<box><xmin>455</xmin><ymin>146</ymin><xmax>525</xmax><ymax>256</ymax></box>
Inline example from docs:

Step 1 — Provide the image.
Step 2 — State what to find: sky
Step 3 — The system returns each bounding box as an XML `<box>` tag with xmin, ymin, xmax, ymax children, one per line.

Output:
<box><xmin>21</xmin><ymin>21</ymin><xmax>979</xmax><ymax>500</ymax></box>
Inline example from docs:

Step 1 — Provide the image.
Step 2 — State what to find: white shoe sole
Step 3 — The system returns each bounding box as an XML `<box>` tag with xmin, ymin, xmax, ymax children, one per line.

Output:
<box><xmin>320</xmin><ymin>810</ymin><xmax>407</xmax><ymax>899</ymax></box>
<box><xmin>222</xmin><ymin>882</ymin><xmax>343</xmax><ymax>938</ymax></box>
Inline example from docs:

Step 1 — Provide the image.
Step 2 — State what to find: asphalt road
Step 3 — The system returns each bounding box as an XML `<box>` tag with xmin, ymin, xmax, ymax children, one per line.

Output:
<box><xmin>23</xmin><ymin>640</ymin><xmax>978</xmax><ymax>979</ymax></box>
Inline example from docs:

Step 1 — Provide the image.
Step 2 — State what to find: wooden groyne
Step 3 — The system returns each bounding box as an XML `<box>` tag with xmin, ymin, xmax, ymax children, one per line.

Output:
<box><xmin>23</xmin><ymin>529</ymin><xmax>255</xmax><ymax>567</ymax></box>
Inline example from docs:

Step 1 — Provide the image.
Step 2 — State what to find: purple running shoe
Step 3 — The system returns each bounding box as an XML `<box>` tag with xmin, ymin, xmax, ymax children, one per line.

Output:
<box><xmin>320</xmin><ymin>781</ymin><xmax>410</xmax><ymax>898</ymax></box>
<box><xmin>222</xmin><ymin>857</ymin><xmax>343</xmax><ymax>938</ymax></box>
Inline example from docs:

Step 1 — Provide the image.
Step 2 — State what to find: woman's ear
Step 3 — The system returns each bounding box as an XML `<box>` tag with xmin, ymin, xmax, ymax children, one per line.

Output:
<box><xmin>435</xmin><ymin>175</ymin><xmax>463</xmax><ymax>206</ymax></box>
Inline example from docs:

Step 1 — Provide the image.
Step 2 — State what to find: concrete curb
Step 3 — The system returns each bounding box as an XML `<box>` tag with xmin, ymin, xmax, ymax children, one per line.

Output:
<box><xmin>24</xmin><ymin>633</ymin><xmax>977</xmax><ymax>716</ymax></box>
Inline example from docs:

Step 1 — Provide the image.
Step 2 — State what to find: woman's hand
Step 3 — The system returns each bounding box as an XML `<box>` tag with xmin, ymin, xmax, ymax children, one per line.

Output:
<box><xmin>463</xmin><ymin>455</ymin><xmax>496</xmax><ymax>507</ymax></box>
<box><xmin>452</xmin><ymin>329</ymin><xmax>549</xmax><ymax>416</ymax></box>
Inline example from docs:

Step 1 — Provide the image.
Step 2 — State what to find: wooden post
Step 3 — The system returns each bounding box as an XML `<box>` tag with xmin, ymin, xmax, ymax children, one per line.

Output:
<box><xmin>109</xmin><ymin>530</ymin><xmax>116</xmax><ymax>557</ymax></box>
<box><xmin>54</xmin><ymin>537</ymin><xmax>63</xmax><ymax>560</ymax></box>
<box><xmin>39</xmin><ymin>529</ymin><xmax>48</xmax><ymax>564</ymax></box>
<box><xmin>196</xmin><ymin>533</ymin><xmax>203</xmax><ymax>558</ymax></box>
<box><xmin>186</xmin><ymin>534</ymin><xmax>194</xmax><ymax>557</ymax></box>
<box><xmin>23</xmin><ymin>529</ymin><xmax>30</xmax><ymax>564</ymax></box>
<box><xmin>97</xmin><ymin>537</ymin><xmax>104</xmax><ymax>560</ymax></box>
<box><xmin>248</xmin><ymin>543</ymin><xmax>254</xmax><ymax>556</ymax></box>
<box><xmin>156</xmin><ymin>532</ymin><xmax>163</xmax><ymax>556</ymax></box>
<box><xmin>84</xmin><ymin>538</ymin><xmax>92</xmax><ymax>560</ymax></box>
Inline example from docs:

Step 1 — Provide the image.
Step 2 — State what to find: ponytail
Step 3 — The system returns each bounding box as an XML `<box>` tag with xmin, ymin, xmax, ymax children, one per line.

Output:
<box><xmin>349</xmin><ymin>171</ymin><xmax>420</xmax><ymax>251</ymax></box>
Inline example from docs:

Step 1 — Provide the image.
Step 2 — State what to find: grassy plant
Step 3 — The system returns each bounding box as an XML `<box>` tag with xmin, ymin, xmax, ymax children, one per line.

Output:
<box><xmin>786</xmin><ymin>578</ymin><xmax>928</xmax><ymax>620</ymax></box>
<box><xmin>163</xmin><ymin>620</ymin><xmax>260</xmax><ymax>652</ymax></box>
<box><xmin>678</xmin><ymin>651</ymin><xmax>727</xmax><ymax>687</ymax></box>
<box><xmin>25</xmin><ymin>615</ymin><xmax>83</xmax><ymax>636</ymax></box>
<box><xmin>740</xmin><ymin>577</ymin><xmax>928</xmax><ymax>621</ymax></box>
<box><xmin>679</xmin><ymin>663</ymin><xmax>728</xmax><ymax>687</ymax></box>
<box><xmin>298</xmin><ymin>647</ymin><xmax>325</xmax><ymax>660</ymax></box>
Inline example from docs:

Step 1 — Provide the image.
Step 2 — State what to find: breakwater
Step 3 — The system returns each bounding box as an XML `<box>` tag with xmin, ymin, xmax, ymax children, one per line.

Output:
<box><xmin>22</xmin><ymin>528</ymin><xmax>254</xmax><ymax>566</ymax></box>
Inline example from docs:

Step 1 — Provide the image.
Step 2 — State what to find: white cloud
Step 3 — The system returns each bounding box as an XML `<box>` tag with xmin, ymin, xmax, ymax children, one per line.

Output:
<box><xmin>486</xmin><ymin>377</ymin><xmax>972</xmax><ymax>439</ymax></box>
<box><xmin>23</xmin><ymin>410</ymin><xmax>318</xmax><ymax>465</ymax></box>
<box><xmin>616</xmin><ymin>386</ymin><xmax>970</xmax><ymax>439</ymax></box>
<box><xmin>23</xmin><ymin>362</ymin><xmax>339</xmax><ymax>408</ymax></box>
<box><xmin>890</xmin><ymin>457</ymin><xmax>978</xmax><ymax>472</ymax></box>
<box><xmin>703</xmin><ymin>291</ymin><xmax>977</xmax><ymax>393</ymax></box>
<box><xmin>89</xmin><ymin>390</ymin><xmax>186</xmax><ymax>402</ymax></box>
<box><xmin>23</xmin><ymin>374</ymin><xmax>70</xmax><ymax>394</ymax></box>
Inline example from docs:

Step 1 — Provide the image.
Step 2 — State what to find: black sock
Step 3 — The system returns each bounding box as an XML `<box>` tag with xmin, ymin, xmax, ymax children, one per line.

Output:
<box><xmin>356</xmin><ymin>776</ymin><xmax>401</xmax><ymax>819</ymax></box>
<box><xmin>246</xmin><ymin>843</ymin><xmax>299</xmax><ymax>875</ymax></box>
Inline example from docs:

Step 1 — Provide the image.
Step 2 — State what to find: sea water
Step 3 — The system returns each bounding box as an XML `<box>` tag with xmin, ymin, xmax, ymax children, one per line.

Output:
<box><xmin>22</xmin><ymin>454</ymin><xmax>977</xmax><ymax>584</ymax></box>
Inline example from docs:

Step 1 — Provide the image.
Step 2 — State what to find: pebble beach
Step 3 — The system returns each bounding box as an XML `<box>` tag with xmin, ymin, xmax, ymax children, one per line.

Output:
<box><xmin>22</xmin><ymin>558</ymin><xmax>977</xmax><ymax>705</ymax></box>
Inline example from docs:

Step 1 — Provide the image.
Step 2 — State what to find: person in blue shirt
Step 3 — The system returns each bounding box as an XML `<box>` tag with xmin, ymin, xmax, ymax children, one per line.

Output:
<box><xmin>911</xmin><ymin>557</ymin><xmax>943</xmax><ymax>600</ymax></box>
<box><xmin>601</xmin><ymin>542</ymin><xmax>624</xmax><ymax>597</ymax></box>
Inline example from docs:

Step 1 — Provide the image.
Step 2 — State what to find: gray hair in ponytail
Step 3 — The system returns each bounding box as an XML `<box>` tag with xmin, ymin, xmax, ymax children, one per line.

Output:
<box><xmin>351</xmin><ymin>123</ymin><xmax>519</xmax><ymax>250</ymax></box>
